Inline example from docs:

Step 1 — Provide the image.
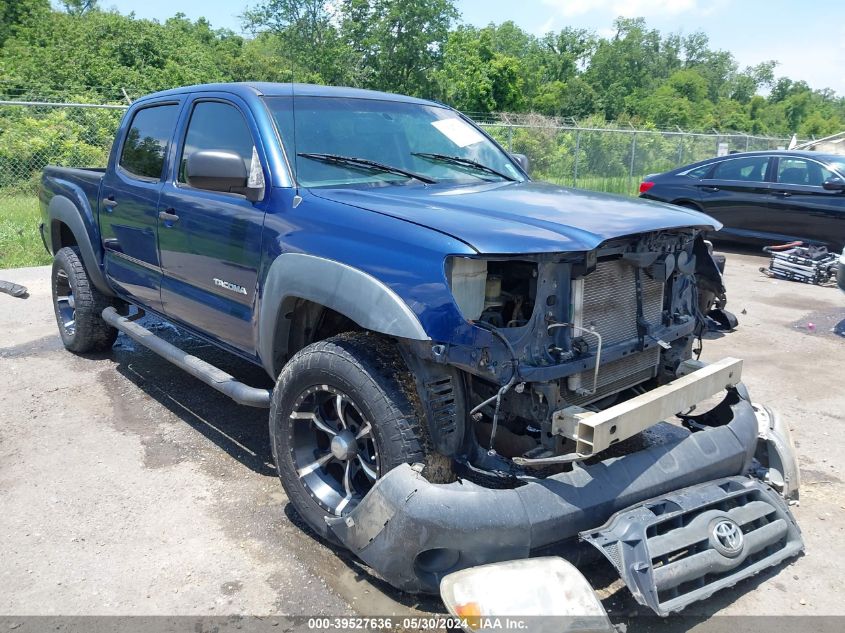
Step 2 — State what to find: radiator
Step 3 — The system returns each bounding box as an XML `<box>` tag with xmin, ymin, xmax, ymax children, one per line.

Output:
<box><xmin>567</xmin><ymin>258</ymin><xmax>664</xmax><ymax>402</ymax></box>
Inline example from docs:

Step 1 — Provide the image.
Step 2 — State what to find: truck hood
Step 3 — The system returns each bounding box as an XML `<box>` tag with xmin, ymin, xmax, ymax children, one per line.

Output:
<box><xmin>310</xmin><ymin>180</ymin><xmax>720</xmax><ymax>254</ymax></box>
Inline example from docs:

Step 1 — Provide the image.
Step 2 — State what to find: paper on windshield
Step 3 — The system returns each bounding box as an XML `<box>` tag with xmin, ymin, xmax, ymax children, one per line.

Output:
<box><xmin>431</xmin><ymin>118</ymin><xmax>485</xmax><ymax>148</ymax></box>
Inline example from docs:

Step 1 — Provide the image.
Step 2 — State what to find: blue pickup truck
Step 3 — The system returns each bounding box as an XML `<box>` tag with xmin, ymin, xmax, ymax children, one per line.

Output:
<box><xmin>40</xmin><ymin>82</ymin><xmax>803</xmax><ymax>620</ymax></box>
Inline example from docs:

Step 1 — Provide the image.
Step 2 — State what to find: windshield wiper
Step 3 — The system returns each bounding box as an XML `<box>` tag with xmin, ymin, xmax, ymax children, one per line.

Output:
<box><xmin>412</xmin><ymin>152</ymin><xmax>516</xmax><ymax>182</ymax></box>
<box><xmin>297</xmin><ymin>153</ymin><xmax>436</xmax><ymax>184</ymax></box>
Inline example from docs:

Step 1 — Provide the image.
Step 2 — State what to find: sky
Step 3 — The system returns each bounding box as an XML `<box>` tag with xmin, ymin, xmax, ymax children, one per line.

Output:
<box><xmin>95</xmin><ymin>0</ymin><xmax>845</xmax><ymax>95</ymax></box>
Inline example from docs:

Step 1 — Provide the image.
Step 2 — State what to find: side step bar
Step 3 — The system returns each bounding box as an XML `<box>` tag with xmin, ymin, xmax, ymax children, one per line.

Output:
<box><xmin>102</xmin><ymin>307</ymin><xmax>271</xmax><ymax>408</ymax></box>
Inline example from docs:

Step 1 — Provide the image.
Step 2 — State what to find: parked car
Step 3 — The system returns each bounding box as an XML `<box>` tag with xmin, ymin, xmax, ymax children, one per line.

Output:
<box><xmin>639</xmin><ymin>150</ymin><xmax>845</xmax><ymax>251</ymax></box>
<box><xmin>40</xmin><ymin>83</ymin><xmax>802</xmax><ymax>620</ymax></box>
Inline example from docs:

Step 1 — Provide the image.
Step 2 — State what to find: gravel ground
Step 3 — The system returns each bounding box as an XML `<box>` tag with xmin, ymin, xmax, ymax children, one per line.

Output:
<box><xmin>1</xmin><ymin>248</ymin><xmax>843</xmax><ymax>627</ymax></box>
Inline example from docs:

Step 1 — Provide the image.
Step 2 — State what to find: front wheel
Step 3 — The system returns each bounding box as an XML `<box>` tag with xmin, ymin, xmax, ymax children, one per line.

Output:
<box><xmin>51</xmin><ymin>246</ymin><xmax>117</xmax><ymax>353</ymax></box>
<box><xmin>269</xmin><ymin>332</ymin><xmax>437</xmax><ymax>541</ymax></box>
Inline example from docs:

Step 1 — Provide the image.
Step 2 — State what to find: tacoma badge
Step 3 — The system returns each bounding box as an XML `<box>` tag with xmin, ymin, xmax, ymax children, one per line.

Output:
<box><xmin>213</xmin><ymin>278</ymin><xmax>248</xmax><ymax>295</ymax></box>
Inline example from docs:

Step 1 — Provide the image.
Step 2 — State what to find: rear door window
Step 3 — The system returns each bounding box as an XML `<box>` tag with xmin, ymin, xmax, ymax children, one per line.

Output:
<box><xmin>711</xmin><ymin>156</ymin><xmax>770</xmax><ymax>182</ymax></box>
<box><xmin>119</xmin><ymin>104</ymin><xmax>179</xmax><ymax>180</ymax></box>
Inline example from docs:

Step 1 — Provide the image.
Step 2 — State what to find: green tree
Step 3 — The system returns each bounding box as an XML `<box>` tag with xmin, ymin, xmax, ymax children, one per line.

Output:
<box><xmin>242</xmin><ymin>0</ymin><xmax>356</xmax><ymax>84</ymax></box>
<box><xmin>434</xmin><ymin>26</ymin><xmax>526</xmax><ymax>113</ymax></box>
<box><xmin>0</xmin><ymin>0</ymin><xmax>49</xmax><ymax>47</ymax></box>
<box><xmin>59</xmin><ymin>0</ymin><xmax>99</xmax><ymax>16</ymax></box>
<box><xmin>340</xmin><ymin>0</ymin><xmax>457</xmax><ymax>96</ymax></box>
<box><xmin>585</xmin><ymin>18</ymin><xmax>679</xmax><ymax>119</ymax></box>
<box><xmin>435</xmin><ymin>26</ymin><xmax>495</xmax><ymax>112</ymax></box>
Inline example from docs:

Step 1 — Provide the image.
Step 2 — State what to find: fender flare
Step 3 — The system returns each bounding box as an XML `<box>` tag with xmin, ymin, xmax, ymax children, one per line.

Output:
<box><xmin>47</xmin><ymin>195</ymin><xmax>114</xmax><ymax>297</ymax></box>
<box><xmin>258</xmin><ymin>253</ymin><xmax>430</xmax><ymax>376</ymax></box>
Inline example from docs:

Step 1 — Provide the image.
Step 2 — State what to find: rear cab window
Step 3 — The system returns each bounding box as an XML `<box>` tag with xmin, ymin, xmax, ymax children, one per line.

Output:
<box><xmin>118</xmin><ymin>104</ymin><xmax>180</xmax><ymax>181</ymax></box>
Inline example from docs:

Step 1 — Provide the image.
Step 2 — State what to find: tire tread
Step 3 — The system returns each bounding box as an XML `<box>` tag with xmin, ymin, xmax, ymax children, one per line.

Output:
<box><xmin>52</xmin><ymin>246</ymin><xmax>117</xmax><ymax>353</ymax></box>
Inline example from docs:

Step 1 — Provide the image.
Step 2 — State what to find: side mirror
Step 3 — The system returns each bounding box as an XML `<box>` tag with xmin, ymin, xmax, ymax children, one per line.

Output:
<box><xmin>822</xmin><ymin>176</ymin><xmax>845</xmax><ymax>191</ymax></box>
<box><xmin>510</xmin><ymin>152</ymin><xmax>529</xmax><ymax>174</ymax></box>
<box><xmin>186</xmin><ymin>150</ymin><xmax>263</xmax><ymax>201</ymax></box>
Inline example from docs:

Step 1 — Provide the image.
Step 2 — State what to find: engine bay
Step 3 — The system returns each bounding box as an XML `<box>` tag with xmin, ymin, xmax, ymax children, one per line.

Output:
<box><xmin>444</xmin><ymin>229</ymin><xmax>727</xmax><ymax>470</ymax></box>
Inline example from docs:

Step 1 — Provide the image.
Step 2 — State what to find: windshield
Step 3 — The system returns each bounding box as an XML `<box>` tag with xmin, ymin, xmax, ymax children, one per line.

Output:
<box><xmin>264</xmin><ymin>96</ymin><xmax>525</xmax><ymax>188</ymax></box>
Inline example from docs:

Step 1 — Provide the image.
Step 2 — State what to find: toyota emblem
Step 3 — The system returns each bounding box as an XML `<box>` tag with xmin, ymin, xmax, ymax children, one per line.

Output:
<box><xmin>711</xmin><ymin>518</ymin><xmax>744</xmax><ymax>557</ymax></box>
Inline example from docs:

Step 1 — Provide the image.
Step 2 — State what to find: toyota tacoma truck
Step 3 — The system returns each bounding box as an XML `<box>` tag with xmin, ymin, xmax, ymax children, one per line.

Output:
<box><xmin>40</xmin><ymin>83</ymin><xmax>803</xmax><ymax>621</ymax></box>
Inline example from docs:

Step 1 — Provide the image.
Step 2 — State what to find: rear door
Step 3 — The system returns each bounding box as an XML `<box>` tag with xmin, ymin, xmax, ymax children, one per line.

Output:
<box><xmin>695</xmin><ymin>155</ymin><xmax>773</xmax><ymax>242</ymax></box>
<box><xmin>100</xmin><ymin>101</ymin><xmax>183</xmax><ymax>311</ymax></box>
<box><xmin>157</xmin><ymin>94</ymin><xmax>269</xmax><ymax>354</ymax></box>
<box><xmin>767</xmin><ymin>156</ymin><xmax>845</xmax><ymax>248</ymax></box>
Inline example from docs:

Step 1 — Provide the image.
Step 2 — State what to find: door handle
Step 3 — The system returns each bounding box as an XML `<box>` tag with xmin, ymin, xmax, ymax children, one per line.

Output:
<box><xmin>772</xmin><ymin>191</ymin><xmax>792</xmax><ymax>198</ymax></box>
<box><xmin>700</xmin><ymin>186</ymin><xmax>720</xmax><ymax>193</ymax></box>
<box><xmin>158</xmin><ymin>208</ymin><xmax>180</xmax><ymax>222</ymax></box>
<box><xmin>102</xmin><ymin>195</ymin><xmax>118</xmax><ymax>211</ymax></box>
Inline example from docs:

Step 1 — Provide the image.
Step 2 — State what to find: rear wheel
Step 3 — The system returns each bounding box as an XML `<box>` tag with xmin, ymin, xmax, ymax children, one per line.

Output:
<box><xmin>51</xmin><ymin>247</ymin><xmax>117</xmax><ymax>353</ymax></box>
<box><xmin>269</xmin><ymin>332</ymin><xmax>439</xmax><ymax>541</ymax></box>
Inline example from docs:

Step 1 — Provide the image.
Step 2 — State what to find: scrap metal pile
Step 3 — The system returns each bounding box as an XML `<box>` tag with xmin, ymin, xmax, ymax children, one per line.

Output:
<box><xmin>760</xmin><ymin>242</ymin><xmax>839</xmax><ymax>285</ymax></box>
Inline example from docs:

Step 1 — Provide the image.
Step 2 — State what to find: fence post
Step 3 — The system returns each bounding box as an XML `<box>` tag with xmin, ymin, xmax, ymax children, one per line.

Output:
<box><xmin>507</xmin><ymin>125</ymin><xmax>513</xmax><ymax>152</ymax></box>
<box><xmin>573</xmin><ymin>130</ymin><xmax>581</xmax><ymax>187</ymax></box>
<box><xmin>629</xmin><ymin>133</ymin><xmax>637</xmax><ymax>182</ymax></box>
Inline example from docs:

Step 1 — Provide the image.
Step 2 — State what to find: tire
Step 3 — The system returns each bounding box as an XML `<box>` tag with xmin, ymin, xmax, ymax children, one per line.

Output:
<box><xmin>269</xmin><ymin>331</ymin><xmax>441</xmax><ymax>541</ymax></box>
<box><xmin>51</xmin><ymin>246</ymin><xmax>117</xmax><ymax>353</ymax></box>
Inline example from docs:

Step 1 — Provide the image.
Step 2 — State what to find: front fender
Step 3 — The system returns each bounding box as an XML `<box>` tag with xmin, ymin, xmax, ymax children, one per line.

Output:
<box><xmin>258</xmin><ymin>253</ymin><xmax>430</xmax><ymax>376</ymax></box>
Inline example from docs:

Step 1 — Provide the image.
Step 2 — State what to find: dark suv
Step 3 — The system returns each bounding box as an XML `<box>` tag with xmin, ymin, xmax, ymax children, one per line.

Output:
<box><xmin>640</xmin><ymin>150</ymin><xmax>845</xmax><ymax>250</ymax></box>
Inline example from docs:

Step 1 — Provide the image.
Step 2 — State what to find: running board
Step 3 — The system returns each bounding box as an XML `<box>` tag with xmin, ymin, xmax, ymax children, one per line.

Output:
<box><xmin>102</xmin><ymin>307</ymin><xmax>271</xmax><ymax>408</ymax></box>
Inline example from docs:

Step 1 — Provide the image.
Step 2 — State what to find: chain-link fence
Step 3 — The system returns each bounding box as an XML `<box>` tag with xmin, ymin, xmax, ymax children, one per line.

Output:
<box><xmin>476</xmin><ymin>112</ymin><xmax>797</xmax><ymax>195</ymax></box>
<box><xmin>0</xmin><ymin>100</ymin><xmax>125</xmax><ymax>266</ymax></box>
<box><xmin>0</xmin><ymin>99</ymin><xmax>799</xmax><ymax>267</ymax></box>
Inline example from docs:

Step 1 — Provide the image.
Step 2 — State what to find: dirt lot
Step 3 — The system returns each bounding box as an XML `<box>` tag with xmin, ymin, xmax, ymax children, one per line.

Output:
<box><xmin>1</xmin><ymin>249</ymin><xmax>844</xmax><ymax>627</ymax></box>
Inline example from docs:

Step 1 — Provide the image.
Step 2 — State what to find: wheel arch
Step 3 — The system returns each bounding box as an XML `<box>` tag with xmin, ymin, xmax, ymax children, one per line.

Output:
<box><xmin>258</xmin><ymin>253</ymin><xmax>430</xmax><ymax>377</ymax></box>
<box><xmin>671</xmin><ymin>198</ymin><xmax>704</xmax><ymax>212</ymax></box>
<box><xmin>46</xmin><ymin>195</ymin><xmax>114</xmax><ymax>297</ymax></box>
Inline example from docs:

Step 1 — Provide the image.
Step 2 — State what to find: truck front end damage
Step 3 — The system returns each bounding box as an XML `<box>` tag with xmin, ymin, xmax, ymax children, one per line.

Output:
<box><xmin>327</xmin><ymin>228</ymin><xmax>803</xmax><ymax>616</ymax></box>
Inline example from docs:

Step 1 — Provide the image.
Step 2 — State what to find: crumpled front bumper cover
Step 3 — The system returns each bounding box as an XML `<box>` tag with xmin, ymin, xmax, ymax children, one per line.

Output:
<box><xmin>327</xmin><ymin>385</ymin><xmax>764</xmax><ymax>595</ymax></box>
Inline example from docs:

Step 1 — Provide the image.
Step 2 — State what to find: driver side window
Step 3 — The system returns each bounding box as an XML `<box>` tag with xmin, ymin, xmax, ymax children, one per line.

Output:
<box><xmin>776</xmin><ymin>157</ymin><xmax>835</xmax><ymax>187</ymax></box>
<box><xmin>179</xmin><ymin>101</ymin><xmax>255</xmax><ymax>186</ymax></box>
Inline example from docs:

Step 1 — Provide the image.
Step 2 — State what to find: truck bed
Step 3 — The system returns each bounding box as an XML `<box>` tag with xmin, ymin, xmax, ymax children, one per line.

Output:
<box><xmin>40</xmin><ymin>166</ymin><xmax>107</xmax><ymax>259</ymax></box>
<box><xmin>41</xmin><ymin>166</ymin><xmax>106</xmax><ymax>215</ymax></box>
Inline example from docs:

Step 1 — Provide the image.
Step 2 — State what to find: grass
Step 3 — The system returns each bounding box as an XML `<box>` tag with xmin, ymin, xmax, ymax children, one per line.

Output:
<box><xmin>0</xmin><ymin>175</ymin><xmax>642</xmax><ymax>270</ymax></box>
<box><xmin>544</xmin><ymin>174</ymin><xmax>642</xmax><ymax>196</ymax></box>
<box><xmin>0</xmin><ymin>195</ymin><xmax>52</xmax><ymax>269</ymax></box>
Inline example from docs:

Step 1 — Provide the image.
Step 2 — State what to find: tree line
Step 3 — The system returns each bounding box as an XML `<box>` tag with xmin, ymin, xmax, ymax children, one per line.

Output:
<box><xmin>1</xmin><ymin>0</ymin><xmax>843</xmax><ymax>137</ymax></box>
<box><xmin>2</xmin><ymin>0</ymin><xmax>844</xmax><ymax>196</ymax></box>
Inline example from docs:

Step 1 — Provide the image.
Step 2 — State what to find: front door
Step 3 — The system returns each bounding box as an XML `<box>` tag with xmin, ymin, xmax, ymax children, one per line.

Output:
<box><xmin>100</xmin><ymin>101</ymin><xmax>182</xmax><ymax>312</ymax></box>
<box><xmin>767</xmin><ymin>156</ymin><xmax>845</xmax><ymax>248</ymax></box>
<box><xmin>157</xmin><ymin>96</ymin><xmax>268</xmax><ymax>354</ymax></box>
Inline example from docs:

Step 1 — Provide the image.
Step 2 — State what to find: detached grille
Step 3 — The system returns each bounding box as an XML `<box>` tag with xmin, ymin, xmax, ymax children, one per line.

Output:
<box><xmin>567</xmin><ymin>259</ymin><xmax>664</xmax><ymax>401</ymax></box>
<box><xmin>581</xmin><ymin>477</ymin><xmax>804</xmax><ymax>616</ymax></box>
